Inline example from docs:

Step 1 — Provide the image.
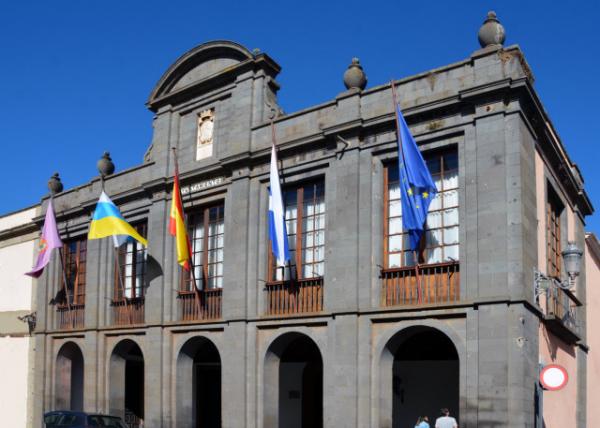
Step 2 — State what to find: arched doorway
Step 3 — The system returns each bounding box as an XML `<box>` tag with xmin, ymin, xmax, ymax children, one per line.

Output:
<box><xmin>55</xmin><ymin>342</ymin><xmax>84</xmax><ymax>410</ymax></box>
<box><xmin>109</xmin><ymin>339</ymin><xmax>144</xmax><ymax>428</ymax></box>
<box><xmin>381</xmin><ymin>326</ymin><xmax>459</xmax><ymax>427</ymax></box>
<box><xmin>176</xmin><ymin>337</ymin><xmax>222</xmax><ymax>428</ymax></box>
<box><xmin>264</xmin><ymin>332</ymin><xmax>323</xmax><ymax>428</ymax></box>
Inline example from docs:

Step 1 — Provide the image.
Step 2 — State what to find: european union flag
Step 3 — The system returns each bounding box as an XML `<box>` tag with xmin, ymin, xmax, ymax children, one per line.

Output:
<box><xmin>396</xmin><ymin>105</ymin><xmax>438</xmax><ymax>251</ymax></box>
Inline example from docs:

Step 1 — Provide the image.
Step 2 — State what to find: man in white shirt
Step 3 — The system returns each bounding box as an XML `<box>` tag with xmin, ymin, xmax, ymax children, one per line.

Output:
<box><xmin>435</xmin><ymin>408</ymin><xmax>458</xmax><ymax>428</ymax></box>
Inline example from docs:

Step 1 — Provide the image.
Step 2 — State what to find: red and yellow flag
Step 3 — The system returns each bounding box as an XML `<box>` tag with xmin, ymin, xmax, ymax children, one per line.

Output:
<box><xmin>169</xmin><ymin>170</ymin><xmax>191</xmax><ymax>271</ymax></box>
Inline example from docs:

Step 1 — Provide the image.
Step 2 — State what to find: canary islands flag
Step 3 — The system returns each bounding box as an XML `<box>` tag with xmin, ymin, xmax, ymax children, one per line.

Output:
<box><xmin>88</xmin><ymin>192</ymin><xmax>147</xmax><ymax>246</ymax></box>
<box><xmin>396</xmin><ymin>105</ymin><xmax>438</xmax><ymax>251</ymax></box>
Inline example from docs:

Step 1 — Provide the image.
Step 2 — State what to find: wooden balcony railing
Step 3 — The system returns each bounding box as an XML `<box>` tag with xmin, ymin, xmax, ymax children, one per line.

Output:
<box><xmin>56</xmin><ymin>304</ymin><xmax>85</xmax><ymax>330</ymax></box>
<box><xmin>178</xmin><ymin>289</ymin><xmax>222</xmax><ymax>321</ymax></box>
<box><xmin>542</xmin><ymin>285</ymin><xmax>580</xmax><ymax>339</ymax></box>
<box><xmin>265</xmin><ymin>278</ymin><xmax>324</xmax><ymax>315</ymax></box>
<box><xmin>381</xmin><ymin>261</ymin><xmax>460</xmax><ymax>307</ymax></box>
<box><xmin>111</xmin><ymin>297</ymin><xmax>145</xmax><ymax>325</ymax></box>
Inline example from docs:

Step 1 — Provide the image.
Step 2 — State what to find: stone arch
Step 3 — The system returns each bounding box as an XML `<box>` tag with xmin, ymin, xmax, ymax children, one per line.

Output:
<box><xmin>376</xmin><ymin>323</ymin><xmax>464</xmax><ymax>428</ymax></box>
<box><xmin>175</xmin><ymin>336</ymin><xmax>222</xmax><ymax>428</ymax></box>
<box><xmin>55</xmin><ymin>341</ymin><xmax>84</xmax><ymax>411</ymax></box>
<box><xmin>263</xmin><ymin>332</ymin><xmax>323</xmax><ymax>428</ymax></box>
<box><xmin>109</xmin><ymin>339</ymin><xmax>145</xmax><ymax>427</ymax></box>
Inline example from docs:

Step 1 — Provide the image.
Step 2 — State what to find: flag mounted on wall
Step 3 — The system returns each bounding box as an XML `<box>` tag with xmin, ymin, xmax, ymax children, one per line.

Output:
<box><xmin>88</xmin><ymin>192</ymin><xmax>147</xmax><ymax>246</ymax></box>
<box><xmin>268</xmin><ymin>143</ymin><xmax>290</xmax><ymax>268</ymax></box>
<box><xmin>169</xmin><ymin>163</ymin><xmax>191</xmax><ymax>271</ymax></box>
<box><xmin>394</xmin><ymin>101</ymin><xmax>438</xmax><ymax>251</ymax></box>
<box><xmin>25</xmin><ymin>200</ymin><xmax>63</xmax><ymax>278</ymax></box>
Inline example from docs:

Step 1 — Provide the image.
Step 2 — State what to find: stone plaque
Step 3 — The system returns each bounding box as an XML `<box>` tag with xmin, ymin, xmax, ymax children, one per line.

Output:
<box><xmin>196</xmin><ymin>109</ymin><xmax>214</xmax><ymax>160</ymax></box>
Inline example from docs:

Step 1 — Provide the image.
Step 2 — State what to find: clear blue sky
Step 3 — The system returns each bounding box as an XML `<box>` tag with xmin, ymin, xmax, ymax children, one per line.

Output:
<box><xmin>1</xmin><ymin>1</ymin><xmax>598</xmax><ymax>233</ymax></box>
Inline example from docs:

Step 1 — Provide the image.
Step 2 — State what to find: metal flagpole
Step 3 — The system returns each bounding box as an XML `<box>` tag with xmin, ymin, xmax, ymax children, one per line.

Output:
<box><xmin>391</xmin><ymin>80</ymin><xmax>423</xmax><ymax>304</ymax></box>
<box><xmin>101</xmin><ymin>175</ymin><xmax>134</xmax><ymax>324</ymax></box>
<box><xmin>172</xmin><ymin>147</ymin><xmax>203</xmax><ymax>317</ymax></box>
<box><xmin>57</xmin><ymin>245</ymin><xmax>75</xmax><ymax>328</ymax></box>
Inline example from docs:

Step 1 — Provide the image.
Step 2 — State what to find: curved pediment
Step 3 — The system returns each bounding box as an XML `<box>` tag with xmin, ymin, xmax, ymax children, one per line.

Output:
<box><xmin>147</xmin><ymin>40</ymin><xmax>255</xmax><ymax>109</ymax></box>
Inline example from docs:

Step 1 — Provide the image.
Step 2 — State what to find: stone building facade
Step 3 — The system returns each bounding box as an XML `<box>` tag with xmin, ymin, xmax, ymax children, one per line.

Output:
<box><xmin>30</xmin><ymin>14</ymin><xmax>594</xmax><ymax>428</ymax></box>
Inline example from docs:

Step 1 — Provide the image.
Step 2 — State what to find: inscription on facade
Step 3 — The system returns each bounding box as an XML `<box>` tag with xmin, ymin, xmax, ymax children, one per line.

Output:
<box><xmin>180</xmin><ymin>177</ymin><xmax>224</xmax><ymax>195</ymax></box>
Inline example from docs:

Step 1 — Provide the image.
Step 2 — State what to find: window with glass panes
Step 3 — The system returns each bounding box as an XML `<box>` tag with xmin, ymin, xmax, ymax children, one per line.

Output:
<box><xmin>270</xmin><ymin>181</ymin><xmax>325</xmax><ymax>281</ymax></box>
<box><xmin>182</xmin><ymin>204</ymin><xmax>225</xmax><ymax>290</ymax></box>
<box><xmin>62</xmin><ymin>238</ymin><xmax>87</xmax><ymax>305</ymax></box>
<box><xmin>385</xmin><ymin>150</ymin><xmax>459</xmax><ymax>267</ymax></box>
<box><xmin>546</xmin><ymin>189</ymin><xmax>563</xmax><ymax>278</ymax></box>
<box><xmin>115</xmin><ymin>223</ymin><xmax>147</xmax><ymax>299</ymax></box>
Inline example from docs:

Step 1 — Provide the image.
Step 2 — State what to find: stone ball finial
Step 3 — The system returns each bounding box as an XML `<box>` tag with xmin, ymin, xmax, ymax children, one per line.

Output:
<box><xmin>97</xmin><ymin>151</ymin><xmax>115</xmax><ymax>177</ymax></box>
<box><xmin>478</xmin><ymin>11</ymin><xmax>506</xmax><ymax>48</ymax></box>
<box><xmin>343</xmin><ymin>58</ymin><xmax>367</xmax><ymax>90</ymax></box>
<box><xmin>48</xmin><ymin>172</ymin><xmax>63</xmax><ymax>195</ymax></box>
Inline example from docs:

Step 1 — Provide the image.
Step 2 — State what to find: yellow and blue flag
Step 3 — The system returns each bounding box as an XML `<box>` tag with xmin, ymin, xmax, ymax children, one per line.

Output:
<box><xmin>88</xmin><ymin>191</ymin><xmax>147</xmax><ymax>247</ymax></box>
<box><xmin>396</xmin><ymin>105</ymin><xmax>438</xmax><ymax>251</ymax></box>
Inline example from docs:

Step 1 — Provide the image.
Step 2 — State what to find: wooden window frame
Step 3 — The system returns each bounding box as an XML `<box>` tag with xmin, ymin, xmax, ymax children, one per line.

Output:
<box><xmin>114</xmin><ymin>222</ymin><xmax>147</xmax><ymax>301</ymax></box>
<box><xmin>383</xmin><ymin>149</ymin><xmax>459</xmax><ymax>268</ymax></box>
<box><xmin>267</xmin><ymin>179</ymin><xmax>325</xmax><ymax>283</ymax></box>
<box><xmin>546</xmin><ymin>187</ymin><xmax>563</xmax><ymax>278</ymax></box>
<box><xmin>180</xmin><ymin>203</ymin><xmax>225</xmax><ymax>291</ymax></box>
<box><xmin>61</xmin><ymin>238</ymin><xmax>87</xmax><ymax>306</ymax></box>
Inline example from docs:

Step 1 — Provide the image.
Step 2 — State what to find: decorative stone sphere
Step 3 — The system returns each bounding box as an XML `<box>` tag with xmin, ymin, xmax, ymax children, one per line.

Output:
<box><xmin>47</xmin><ymin>172</ymin><xmax>63</xmax><ymax>195</ymax></box>
<box><xmin>478</xmin><ymin>11</ymin><xmax>506</xmax><ymax>48</ymax></box>
<box><xmin>97</xmin><ymin>152</ymin><xmax>115</xmax><ymax>177</ymax></box>
<box><xmin>343</xmin><ymin>58</ymin><xmax>367</xmax><ymax>90</ymax></box>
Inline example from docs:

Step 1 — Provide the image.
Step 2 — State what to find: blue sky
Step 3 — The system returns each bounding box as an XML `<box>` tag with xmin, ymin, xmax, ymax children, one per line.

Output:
<box><xmin>0</xmin><ymin>1</ymin><xmax>598</xmax><ymax>233</ymax></box>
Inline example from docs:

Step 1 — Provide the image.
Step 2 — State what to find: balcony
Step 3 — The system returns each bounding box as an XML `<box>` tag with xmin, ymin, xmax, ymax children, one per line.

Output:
<box><xmin>381</xmin><ymin>261</ymin><xmax>460</xmax><ymax>307</ymax></box>
<box><xmin>540</xmin><ymin>286</ymin><xmax>581</xmax><ymax>343</ymax></box>
<box><xmin>178</xmin><ymin>289</ymin><xmax>222</xmax><ymax>321</ymax></box>
<box><xmin>56</xmin><ymin>304</ymin><xmax>85</xmax><ymax>330</ymax></box>
<box><xmin>265</xmin><ymin>278</ymin><xmax>324</xmax><ymax>316</ymax></box>
<box><xmin>111</xmin><ymin>297</ymin><xmax>145</xmax><ymax>326</ymax></box>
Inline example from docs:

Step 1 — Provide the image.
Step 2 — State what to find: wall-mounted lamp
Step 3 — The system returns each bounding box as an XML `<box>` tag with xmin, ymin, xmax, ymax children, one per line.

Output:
<box><xmin>534</xmin><ymin>242</ymin><xmax>583</xmax><ymax>300</ymax></box>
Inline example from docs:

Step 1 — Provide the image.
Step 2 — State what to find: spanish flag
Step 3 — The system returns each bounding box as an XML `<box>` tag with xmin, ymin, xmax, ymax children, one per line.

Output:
<box><xmin>88</xmin><ymin>192</ymin><xmax>147</xmax><ymax>246</ymax></box>
<box><xmin>169</xmin><ymin>169</ymin><xmax>191</xmax><ymax>270</ymax></box>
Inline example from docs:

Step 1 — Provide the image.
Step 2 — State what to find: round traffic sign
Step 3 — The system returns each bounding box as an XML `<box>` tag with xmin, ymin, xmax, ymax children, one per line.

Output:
<box><xmin>540</xmin><ymin>364</ymin><xmax>568</xmax><ymax>391</ymax></box>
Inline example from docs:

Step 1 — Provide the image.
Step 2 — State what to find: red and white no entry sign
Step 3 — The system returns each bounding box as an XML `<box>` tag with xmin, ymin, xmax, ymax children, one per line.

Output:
<box><xmin>540</xmin><ymin>364</ymin><xmax>568</xmax><ymax>391</ymax></box>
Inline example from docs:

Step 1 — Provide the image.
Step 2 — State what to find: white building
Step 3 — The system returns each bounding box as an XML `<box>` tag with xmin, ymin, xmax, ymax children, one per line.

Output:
<box><xmin>0</xmin><ymin>205</ymin><xmax>40</xmax><ymax>427</ymax></box>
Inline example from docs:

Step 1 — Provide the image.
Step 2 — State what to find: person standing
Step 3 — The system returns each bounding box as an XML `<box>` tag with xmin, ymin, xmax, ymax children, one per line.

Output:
<box><xmin>415</xmin><ymin>415</ymin><xmax>430</xmax><ymax>428</ymax></box>
<box><xmin>435</xmin><ymin>408</ymin><xmax>458</xmax><ymax>428</ymax></box>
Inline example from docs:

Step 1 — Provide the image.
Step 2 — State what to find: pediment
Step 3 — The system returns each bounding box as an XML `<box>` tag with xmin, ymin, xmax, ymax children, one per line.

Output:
<box><xmin>147</xmin><ymin>40</ymin><xmax>254</xmax><ymax>109</ymax></box>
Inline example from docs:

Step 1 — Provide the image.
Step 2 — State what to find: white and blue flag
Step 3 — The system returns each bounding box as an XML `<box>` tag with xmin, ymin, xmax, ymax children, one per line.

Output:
<box><xmin>268</xmin><ymin>144</ymin><xmax>290</xmax><ymax>268</ymax></box>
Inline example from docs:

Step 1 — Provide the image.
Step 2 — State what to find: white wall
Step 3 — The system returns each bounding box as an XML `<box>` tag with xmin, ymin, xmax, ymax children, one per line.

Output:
<box><xmin>0</xmin><ymin>239</ymin><xmax>36</xmax><ymax>311</ymax></box>
<box><xmin>0</xmin><ymin>336</ymin><xmax>31</xmax><ymax>427</ymax></box>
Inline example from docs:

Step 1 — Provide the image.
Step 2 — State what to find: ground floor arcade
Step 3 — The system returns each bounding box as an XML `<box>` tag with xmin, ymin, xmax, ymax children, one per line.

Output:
<box><xmin>34</xmin><ymin>304</ymin><xmax>554</xmax><ymax>427</ymax></box>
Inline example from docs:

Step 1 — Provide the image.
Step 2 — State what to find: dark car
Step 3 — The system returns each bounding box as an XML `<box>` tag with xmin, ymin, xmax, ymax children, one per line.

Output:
<box><xmin>44</xmin><ymin>411</ymin><xmax>128</xmax><ymax>428</ymax></box>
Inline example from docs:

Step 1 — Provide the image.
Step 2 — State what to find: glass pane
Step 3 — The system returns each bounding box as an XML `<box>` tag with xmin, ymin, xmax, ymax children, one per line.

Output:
<box><xmin>427</xmin><ymin>157</ymin><xmax>441</xmax><ymax>174</ymax></box>
<box><xmin>444</xmin><ymin>226</ymin><xmax>459</xmax><ymax>244</ymax></box>
<box><xmin>426</xmin><ymin>247</ymin><xmax>442</xmax><ymax>264</ymax></box>
<box><xmin>314</xmin><ymin>262</ymin><xmax>324</xmax><ymax>276</ymax></box>
<box><xmin>304</xmin><ymin>249</ymin><xmax>313</xmax><ymax>263</ymax></box>
<box><xmin>444</xmin><ymin>170</ymin><xmax>458</xmax><ymax>190</ymax></box>
<box><xmin>315</xmin><ymin>231</ymin><xmax>325</xmax><ymax>246</ymax></box>
<box><xmin>389</xmin><ymin>217</ymin><xmax>403</xmax><ymax>234</ymax></box>
<box><xmin>389</xmin><ymin>235</ymin><xmax>402</xmax><ymax>252</ymax></box>
<box><xmin>445</xmin><ymin>244</ymin><xmax>459</xmax><ymax>261</ymax></box>
<box><xmin>316</xmin><ymin>214</ymin><xmax>325</xmax><ymax>230</ymax></box>
<box><xmin>443</xmin><ymin>208</ymin><xmax>459</xmax><ymax>227</ymax></box>
<box><xmin>426</xmin><ymin>229</ymin><xmax>442</xmax><ymax>246</ymax></box>
<box><xmin>427</xmin><ymin>211</ymin><xmax>442</xmax><ymax>228</ymax></box>
<box><xmin>389</xmin><ymin>183</ymin><xmax>400</xmax><ymax>200</ymax></box>
<box><xmin>444</xmin><ymin>189</ymin><xmax>458</xmax><ymax>207</ymax></box>
<box><xmin>305</xmin><ymin>232</ymin><xmax>314</xmax><ymax>247</ymax></box>
<box><xmin>404</xmin><ymin>251</ymin><xmax>416</xmax><ymax>266</ymax></box>
<box><xmin>389</xmin><ymin>200</ymin><xmax>402</xmax><ymax>217</ymax></box>
<box><xmin>314</xmin><ymin>246</ymin><xmax>324</xmax><ymax>261</ymax></box>
<box><xmin>388</xmin><ymin>253</ymin><xmax>401</xmax><ymax>268</ymax></box>
<box><xmin>428</xmin><ymin>193</ymin><xmax>441</xmax><ymax>211</ymax></box>
<box><xmin>444</xmin><ymin>152</ymin><xmax>458</xmax><ymax>171</ymax></box>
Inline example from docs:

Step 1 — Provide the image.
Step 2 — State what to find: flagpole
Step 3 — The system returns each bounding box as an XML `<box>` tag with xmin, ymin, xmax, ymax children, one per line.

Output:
<box><xmin>391</xmin><ymin>80</ymin><xmax>422</xmax><ymax>304</ymax></box>
<box><xmin>171</xmin><ymin>147</ymin><xmax>203</xmax><ymax>316</ymax></box>
<box><xmin>100</xmin><ymin>174</ymin><xmax>134</xmax><ymax>324</ymax></box>
<box><xmin>57</xmin><ymin>246</ymin><xmax>75</xmax><ymax>328</ymax></box>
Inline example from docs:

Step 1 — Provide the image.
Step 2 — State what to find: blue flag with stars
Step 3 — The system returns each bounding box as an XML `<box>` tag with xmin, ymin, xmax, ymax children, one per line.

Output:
<box><xmin>396</xmin><ymin>105</ymin><xmax>438</xmax><ymax>251</ymax></box>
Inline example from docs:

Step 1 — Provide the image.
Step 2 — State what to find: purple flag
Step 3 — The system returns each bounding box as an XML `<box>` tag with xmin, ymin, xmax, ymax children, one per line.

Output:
<box><xmin>25</xmin><ymin>200</ymin><xmax>63</xmax><ymax>278</ymax></box>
